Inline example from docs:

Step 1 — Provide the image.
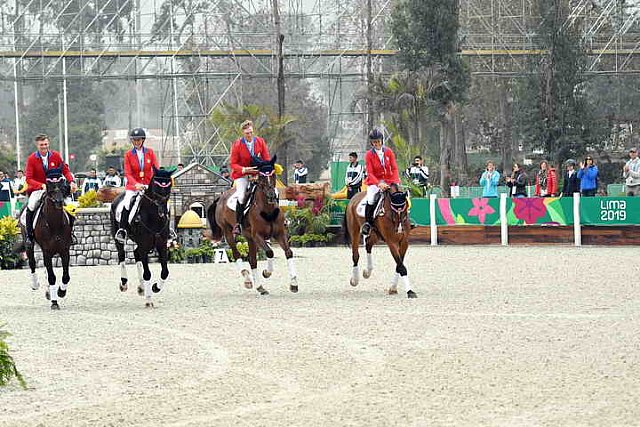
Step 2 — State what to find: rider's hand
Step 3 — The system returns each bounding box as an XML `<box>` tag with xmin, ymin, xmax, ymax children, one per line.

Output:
<box><xmin>41</xmin><ymin>183</ymin><xmax>47</xmax><ymax>190</ymax></box>
<box><xmin>70</xmin><ymin>182</ymin><xmax>78</xmax><ymax>193</ymax></box>
<box><xmin>379</xmin><ymin>182</ymin><xmax>389</xmax><ymax>191</ymax></box>
<box><xmin>242</xmin><ymin>166</ymin><xmax>258</xmax><ymax>174</ymax></box>
<box><xmin>135</xmin><ymin>183</ymin><xmax>146</xmax><ymax>191</ymax></box>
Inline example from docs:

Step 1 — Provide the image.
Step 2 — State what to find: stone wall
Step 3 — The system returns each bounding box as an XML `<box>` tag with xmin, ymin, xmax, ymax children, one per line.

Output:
<box><xmin>33</xmin><ymin>207</ymin><xmax>140</xmax><ymax>267</ymax></box>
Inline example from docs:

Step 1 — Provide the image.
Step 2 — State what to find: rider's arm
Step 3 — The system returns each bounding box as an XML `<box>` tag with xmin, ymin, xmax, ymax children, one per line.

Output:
<box><xmin>124</xmin><ymin>153</ymin><xmax>140</xmax><ymax>186</ymax></box>
<box><xmin>25</xmin><ymin>156</ymin><xmax>44</xmax><ymax>190</ymax></box>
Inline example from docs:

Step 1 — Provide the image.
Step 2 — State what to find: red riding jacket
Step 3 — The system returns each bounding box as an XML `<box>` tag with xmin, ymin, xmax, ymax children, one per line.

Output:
<box><xmin>124</xmin><ymin>147</ymin><xmax>159</xmax><ymax>191</ymax></box>
<box><xmin>364</xmin><ymin>147</ymin><xmax>400</xmax><ymax>186</ymax></box>
<box><xmin>229</xmin><ymin>137</ymin><xmax>270</xmax><ymax>180</ymax></box>
<box><xmin>24</xmin><ymin>150</ymin><xmax>74</xmax><ymax>195</ymax></box>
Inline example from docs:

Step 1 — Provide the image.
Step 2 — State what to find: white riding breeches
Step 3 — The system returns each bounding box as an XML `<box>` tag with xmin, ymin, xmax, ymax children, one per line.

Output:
<box><xmin>366</xmin><ymin>182</ymin><xmax>385</xmax><ymax>205</ymax></box>
<box><xmin>116</xmin><ymin>189</ymin><xmax>138</xmax><ymax>221</ymax></box>
<box><xmin>27</xmin><ymin>190</ymin><xmax>44</xmax><ymax>210</ymax></box>
<box><xmin>226</xmin><ymin>177</ymin><xmax>250</xmax><ymax>211</ymax></box>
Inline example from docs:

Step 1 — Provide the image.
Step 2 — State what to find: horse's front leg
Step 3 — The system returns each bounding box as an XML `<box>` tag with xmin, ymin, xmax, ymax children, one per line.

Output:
<box><xmin>42</xmin><ymin>252</ymin><xmax>59</xmax><ymax>310</ymax></box>
<box><xmin>248</xmin><ymin>239</ymin><xmax>268</xmax><ymax>296</ymax></box>
<box><xmin>224</xmin><ymin>227</ymin><xmax>252</xmax><ymax>289</ymax></box>
<box><xmin>139</xmin><ymin>251</ymin><xmax>153</xmax><ymax>308</ymax></box>
<box><xmin>58</xmin><ymin>250</ymin><xmax>70</xmax><ymax>299</ymax></box>
<box><xmin>350</xmin><ymin>221</ymin><xmax>361</xmax><ymax>287</ymax></box>
<box><xmin>115</xmin><ymin>239</ymin><xmax>128</xmax><ymax>292</ymax></box>
<box><xmin>388</xmin><ymin>240</ymin><xmax>417</xmax><ymax>299</ymax></box>
<box><xmin>273</xmin><ymin>230</ymin><xmax>297</xmax><ymax>293</ymax></box>
<box><xmin>152</xmin><ymin>238</ymin><xmax>169</xmax><ymax>294</ymax></box>
<box><xmin>253</xmin><ymin>235</ymin><xmax>274</xmax><ymax>279</ymax></box>
<box><xmin>362</xmin><ymin>234</ymin><xmax>376</xmax><ymax>279</ymax></box>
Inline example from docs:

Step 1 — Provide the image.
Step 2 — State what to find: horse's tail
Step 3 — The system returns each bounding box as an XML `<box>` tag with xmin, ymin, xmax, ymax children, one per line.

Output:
<box><xmin>207</xmin><ymin>198</ymin><xmax>223</xmax><ymax>241</ymax></box>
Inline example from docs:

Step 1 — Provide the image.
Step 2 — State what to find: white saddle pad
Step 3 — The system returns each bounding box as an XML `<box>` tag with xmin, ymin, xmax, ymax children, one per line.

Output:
<box><xmin>115</xmin><ymin>195</ymin><xmax>142</xmax><ymax>224</ymax></box>
<box><xmin>20</xmin><ymin>206</ymin><xmax>42</xmax><ymax>227</ymax></box>
<box><xmin>356</xmin><ymin>196</ymin><xmax>384</xmax><ymax>218</ymax></box>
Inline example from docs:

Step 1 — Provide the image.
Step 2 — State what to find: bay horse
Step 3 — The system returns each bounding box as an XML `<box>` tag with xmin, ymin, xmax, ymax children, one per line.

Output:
<box><xmin>344</xmin><ymin>186</ymin><xmax>417</xmax><ymax>298</ymax></box>
<box><xmin>110</xmin><ymin>167</ymin><xmax>173</xmax><ymax>308</ymax></box>
<box><xmin>20</xmin><ymin>168</ymin><xmax>74</xmax><ymax>310</ymax></box>
<box><xmin>207</xmin><ymin>155</ymin><xmax>297</xmax><ymax>295</ymax></box>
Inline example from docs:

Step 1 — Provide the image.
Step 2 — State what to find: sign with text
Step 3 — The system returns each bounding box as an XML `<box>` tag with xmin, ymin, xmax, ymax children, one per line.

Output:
<box><xmin>580</xmin><ymin>197</ymin><xmax>640</xmax><ymax>225</ymax></box>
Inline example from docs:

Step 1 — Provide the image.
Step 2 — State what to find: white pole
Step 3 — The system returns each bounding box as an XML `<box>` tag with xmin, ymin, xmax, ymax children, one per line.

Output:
<box><xmin>500</xmin><ymin>192</ymin><xmax>508</xmax><ymax>246</ymax></box>
<box><xmin>13</xmin><ymin>58</ymin><xmax>21</xmax><ymax>170</ymax></box>
<box><xmin>429</xmin><ymin>193</ymin><xmax>437</xmax><ymax>246</ymax></box>
<box><xmin>62</xmin><ymin>56</ymin><xmax>70</xmax><ymax>164</ymax></box>
<box><xmin>573</xmin><ymin>192</ymin><xmax>581</xmax><ymax>246</ymax></box>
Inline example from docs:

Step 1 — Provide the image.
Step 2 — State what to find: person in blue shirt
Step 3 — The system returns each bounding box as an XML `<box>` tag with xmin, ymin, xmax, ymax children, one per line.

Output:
<box><xmin>577</xmin><ymin>156</ymin><xmax>599</xmax><ymax>197</ymax></box>
<box><xmin>480</xmin><ymin>160</ymin><xmax>500</xmax><ymax>198</ymax></box>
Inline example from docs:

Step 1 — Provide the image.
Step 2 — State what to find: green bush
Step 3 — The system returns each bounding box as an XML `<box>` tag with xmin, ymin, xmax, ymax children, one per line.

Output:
<box><xmin>286</xmin><ymin>196</ymin><xmax>334</xmax><ymax>237</ymax></box>
<box><xmin>167</xmin><ymin>240</ymin><xmax>185</xmax><ymax>263</ymax></box>
<box><xmin>77</xmin><ymin>190</ymin><xmax>101</xmax><ymax>208</ymax></box>
<box><xmin>0</xmin><ymin>323</ymin><xmax>26</xmax><ymax>389</ymax></box>
<box><xmin>0</xmin><ymin>217</ymin><xmax>22</xmax><ymax>270</ymax></box>
<box><xmin>289</xmin><ymin>233</ymin><xmax>335</xmax><ymax>247</ymax></box>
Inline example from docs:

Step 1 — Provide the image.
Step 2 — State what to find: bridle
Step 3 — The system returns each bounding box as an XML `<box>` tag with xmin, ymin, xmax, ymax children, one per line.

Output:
<box><xmin>138</xmin><ymin>177</ymin><xmax>172</xmax><ymax>235</ymax></box>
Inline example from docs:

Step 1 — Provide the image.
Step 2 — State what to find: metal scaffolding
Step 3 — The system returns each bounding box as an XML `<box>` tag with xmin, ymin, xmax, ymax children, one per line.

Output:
<box><xmin>1</xmin><ymin>0</ymin><xmax>639</xmax><ymax>166</ymax></box>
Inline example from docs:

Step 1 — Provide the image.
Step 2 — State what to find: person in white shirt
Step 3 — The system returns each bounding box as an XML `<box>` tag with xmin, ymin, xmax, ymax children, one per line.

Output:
<box><xmin>293</xmin><ymin>160</ymin><xmax>308</xmax><ymax>184</ymax></box>
<box><xmin>405</xmin><ymin>155</ymin><xmax>429</xmax><ymax>197</ymax></box>
<box><xmin>12</xmin><ymin>169</ymin><xmax>26</xmax><ymax>195</ymax></box>
<box><xmin>103</xmin><ymin>166</ymin><xmax>122</xmax><ymax>187</ymax></box>
<box><xmin>623</xmin><ymin>147</ymin><xmax>640</xmax><ymax>196</ymax></box>
<box><xmin>344</xmin><ymin>152</ymin><xmax>364</xmax><ymax>199</ymax></box>
<box><xmin>82</xmin><ymin>168</ymin><xmax>103</xmax><ymax>194</ymax></box>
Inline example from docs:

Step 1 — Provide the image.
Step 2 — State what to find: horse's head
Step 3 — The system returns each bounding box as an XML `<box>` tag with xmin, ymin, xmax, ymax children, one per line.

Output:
<box><xmin>386</xmin><ymin>185</ymin><xmax>410</xmax><ymax>232</ymax></box>
<box><xmin>147</xmin><ymin>167</ymin><xmax>173</xmax><ymax>201</ymax></box>
<box><xmin>45</xmin><ymin>168</ymin><xmax>67</xmax><ymax>207</ymax></box>
<box><xmin>251</xmin><ymin>155</ymin><xmax>278</xmax><ymax>206</ymax></box>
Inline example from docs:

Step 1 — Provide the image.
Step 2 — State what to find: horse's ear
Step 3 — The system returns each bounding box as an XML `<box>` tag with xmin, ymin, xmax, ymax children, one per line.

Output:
<box><xmin>270</xmin><ymin>154</ymin><xmax>277</xmax><ymax>165</ymax></box>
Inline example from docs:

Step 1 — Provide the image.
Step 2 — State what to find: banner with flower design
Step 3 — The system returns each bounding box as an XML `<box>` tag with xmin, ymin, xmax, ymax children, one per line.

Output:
<box><xmin>506</xmin><ymin>197</ymin><xmax>574</xmax><ymax>226</ymax></box>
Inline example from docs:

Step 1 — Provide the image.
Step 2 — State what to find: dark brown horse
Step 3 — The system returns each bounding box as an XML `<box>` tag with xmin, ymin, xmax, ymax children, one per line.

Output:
<box><xmin>207</xmin><ymin>155</ymin><xmax>297</xmax><ymax>295</ymax></box>
<box><xmin>344</xmin><ymin>186</ymin><xmax>417</xmax><ymax>298</ymax></box>
<box><xmin>110</xmin><ymin>167</ymin><xmax>173</xmax><ymax>308</ymax></box>
<box><xmin>20</xmin><ymin>168</ymin><xmax>74</xmax><ymax>310</ymax></box>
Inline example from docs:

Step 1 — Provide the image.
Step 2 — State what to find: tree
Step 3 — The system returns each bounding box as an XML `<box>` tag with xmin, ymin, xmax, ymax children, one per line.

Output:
<box><xmin>391</xmin><ymin>0</ymin><xmax>470</xmax><ymax>193</ymax></box>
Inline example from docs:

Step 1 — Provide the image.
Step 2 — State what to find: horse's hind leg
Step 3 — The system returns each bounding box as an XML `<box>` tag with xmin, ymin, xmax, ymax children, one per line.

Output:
<box><xmin>116</xmin><ymin>241</ymin><xmax>128</xmax><ymax>292</ymax></box>
<box><xmin>43</xmin><ymin>253</ymin><xmax>59</xmax><ymax>310</ymax></box>
<box><xmin>248</xmin><ymin>239</ymin><xmax>268</xmax><ymax>296</ymax></box>
<box><xmin>225</xmin><ymin>228</ymin><xmax>252</xmax><ymax>289</ymax></box>
<box><xmin>58</xmin><ymin>251</ymin><xmax>70</xmax><ymax>299</ymax></box>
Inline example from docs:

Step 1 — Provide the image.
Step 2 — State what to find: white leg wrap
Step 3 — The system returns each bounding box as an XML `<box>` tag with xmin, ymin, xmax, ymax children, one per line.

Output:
<box><xmin>235</xmin><ymin>258</ymin><xmax>246</xmax><ymax>273</ymax></box>
<box><xmin>120</xmin><ymin>261</ymin><xmax>127</xmax><ymax>280</ymax></box>
<box><xmin>390</xmin><ymin>272</ymin><xmax>400</xmax><ymax>290</ymax></box>
<box><xmin>267</xmin><ymin>258</ymin><xmax>274</xmax><ymax>273</ymax></box>
<box><xmin>144</xmin><ymin>280</ymin><xmax>152</xmax><ymax>300</ymax></box>
<box><xmin>366</xmin><ymin>253</ymin><xmax>373</xmax><ymax>272</ymax></box>
<box><xmin>59</xmin><ymin>282</ymin><xmax>68</xmax><ymax>291</ymax></box>
<box><xmin>287</xmin><ymin>258</ymin><xmax>297</xmax><ymax>279</ymax></box>
<box><xmin>30</xmin><ymin>272</ymin><xmax>39</xmax><ymax>290</ymax></box>
<box><xmin>157</xmin><ymin>276</ymin><xmax>167</xmax><ymax>291</ymax></box>
<box><xmin>136</xmin><ymin>261</ymin><xmax>144</xmax><ymax>285</ymax></box>
<box><xmin>251</xmin><ymin>268</ymin><xmax>260</xmax><ymax>287</ymax></box>
<box><xmin>352</xmin><ymin>266</ymin><xmax>359</xmax><ymax>281</ymax></box>
<box><xmin>49</xmin><ymin>284</ymin><xmax>58</xmax><ymax>303</ymax></box>
<box><xmin>401</xmin><ymin>275</ymin><xmax>412</xmax><ymax>292</ymax></box>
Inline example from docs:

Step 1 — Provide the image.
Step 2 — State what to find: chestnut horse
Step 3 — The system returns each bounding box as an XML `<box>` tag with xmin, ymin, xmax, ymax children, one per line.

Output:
<box><xmin>20</xmin><ymin>168</ymin><xmax>74</xmax><ymax>310</ymax></box>
<box><xmin>207</xmin><ymin>155</ymin><xmax>297</xmax><ymax>295</ymax></box>
<box><xmin>110</xmin><ymin>167</ymin><xmax>173</xmax><ymax>308</ymax></box>
<box><xmin>344</xmin><ymin>186</ymin><xmax>417</xmax><ymax>298</ymax></box>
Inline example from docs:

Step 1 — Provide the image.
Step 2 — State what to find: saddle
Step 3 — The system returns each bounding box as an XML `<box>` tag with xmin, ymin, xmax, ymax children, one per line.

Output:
<box><xmin>356</xmin><ymin>193</ymin><xmax>385</xmax><ymax>218</ymax></box>
<box><xmin>226</xmin><ymin>184</ymin><xmax>257</xmax><ymax>215</ymax></box>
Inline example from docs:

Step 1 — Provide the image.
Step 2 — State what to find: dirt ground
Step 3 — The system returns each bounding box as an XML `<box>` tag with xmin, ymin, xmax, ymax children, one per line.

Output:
<box><xmin>0</xmin><ymin>245</ymin><xmax>639</xmax><ymax>426</ymax></box>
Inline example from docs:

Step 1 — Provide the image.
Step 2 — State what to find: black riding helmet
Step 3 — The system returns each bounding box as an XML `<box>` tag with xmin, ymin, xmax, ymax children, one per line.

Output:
<box><xmin>129</xmin><ymin>127</ymin><xmax>146</xmax><ymax>141</ymax></box>
<box><xmin>369</xmin><ymin>128</ymin><xmax>384</xmax><ymax>142</ymax></box>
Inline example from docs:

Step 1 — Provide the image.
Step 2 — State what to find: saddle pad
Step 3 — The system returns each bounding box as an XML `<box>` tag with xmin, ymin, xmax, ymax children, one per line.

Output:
<box><xmin>115</xmin><ymin>194</ymin><xmax>142</xmax><ymax>224</ymax></box>
<box><xmin>20</xmin><ymin>205</ymin><xmax>69</xmax><ymax>228</ymax></box>
<box><xmin>356</xmin><ymin>195</ymin><xmax>385</xmax><ymax>218</ymax></box>
<box><xmin>226</xmin><ymin>187</ymin><xmax>255</xmax><ymax>215</ymax></box>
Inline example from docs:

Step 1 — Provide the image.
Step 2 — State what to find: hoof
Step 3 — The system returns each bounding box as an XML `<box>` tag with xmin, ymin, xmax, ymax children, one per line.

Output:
<box><xmin>262</xmin><ymin>269</ymin><xmax>272</xmax><ymax>279</ymax></box>
<box><xmin>152</xmin><ymin>283</ymin><xmax>161</xmax><ymax>293</ymax></box>
<box><xmin>387</xmin><ymin>287</ymin><xmax>398</xmax><ymax>295</ymax></box>
<box><xmin>119</xmin><ymin>283</ymin><xmax>128</xmax><ymax>292</ymax></box>
<box><xmin>243</xmin><ymin>280</ymin><xmax>253</xmax><ymax>289</ymax></box>
<box><xmin>45</xmin><ymin>290</ymin><xmax>50</xmax><ymax>300</ymax></box>
<box><xmin>57</xmin><ymin>288</ymin><xmax>67</xmax><ymax>298</ymax></box>
<box><xmin>290</xmin><ymin>284</ymin><xmax>298</xmax><ymax>293</ymax></box>
<box><xmin>407</xmin><ymin>290</ymin><xmax>418</xmax><ymax>299</ymax></box>
<box><xmin>51</xmin><ymin>301</ymin><xmax>60</xmax><ymax>310</ymax></box>
<box><xmin>350</xmin><ymin>277</ymin><xmax>359</xmax><ymax>287</ymax></box>
<box><xmin>137</xmin><ymin>286</ymin><xmax>144</xmax><ymax>296</ymax></box>
<box><xmin>31</xmin><ymin>282</ymin><xmax>40</xmax><ymax>291</ymax></box>
<box><xmin>362</xmin><ymin>269</ymin><xmax>371</xmax><ymax>279</ymax></box>
<box><xmin>257</xmin><ymin>286</ymin><xmax>269</xmax><ymax>296</ymax></box>
<box><xmin>145</xmin><ymin>302</ymin><xmax>154</xmax><ymax>308</ymax></box>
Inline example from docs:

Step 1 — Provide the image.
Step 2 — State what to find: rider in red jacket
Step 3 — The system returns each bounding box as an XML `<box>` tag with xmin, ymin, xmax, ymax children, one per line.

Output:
<box><xmin>229</xmin><ymin>120</ymin><xmax>270</xmax><ymax>235</ymax></box>
<box><xmin>24</xmin><ymin>134</ymin><xmax>77</xmax><ymax>248</ymax></box>
<box><xmin>361</xmin><ymin>128</ymin><xmax>400</xmax><ymax>236</ymax></box>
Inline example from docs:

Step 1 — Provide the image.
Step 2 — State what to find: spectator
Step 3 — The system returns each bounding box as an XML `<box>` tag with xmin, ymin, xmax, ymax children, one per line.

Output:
<box><xmin>82</xmin><ymin>168</ymin><xmax>102</xmax><ymax>194</ymax></box>
<box><xmin>479</xmin><ymin>160</ymin><xmax>500</xmax><ymax>198</ymax></box>
<box><xmin>12</xmin><ymin>169</ymin><xmax>26</xmax><ymax>195</ymax></box>
<box><xmin>562</xmin><ymin>159</ymin><xmax>580</xmax><ymax>196</ymax></box>
<box><xmin>535</xmin><ymin>160</ymin><xmax>558</xmax><ymax>197</ymax></box>
<box><xmin>577</xmin><ymin>155</ymin><xmax>599</xmax><ymax>197</ymax></box>
<box><xmin>177</xmin><ymin>163</ymin><xmax>185</xmax><ymax>171</ymax></box>
<box><xmin>103</xmin><ymin>166</ymin><xmax>122</xmax><ymax>187</ymax></box>
<box><xmin>505</xmin><ymin>162</ymin><xmax>527</xmax><ymax>198</ymax></box>
<box><xmin>293</xmin><ymin>160</ymin><xmax>308</xmax><ymax>184</ymax></box>
<box><xmin>405</xmin><ymin>155</ymin><xmax>429</xmax><ymax>196</ymax></box>
<box><xmin>219</xmin><ymin>166</ymin><xmax>231</xmax><ymax>182</ymax></box>
<box><xmin>623</xmin><ymin>147</ymin><xmax>640</xmax><ymax>196</ymax></box>
<box><xmin>0</xmin><ymin>170</ymin><xmax>14</xmax><ymax>202</ymax></box>
<box><xmin>345</xmin><ymin>152</ymin><xmax>364</xmax><ymax>199</ymax></box>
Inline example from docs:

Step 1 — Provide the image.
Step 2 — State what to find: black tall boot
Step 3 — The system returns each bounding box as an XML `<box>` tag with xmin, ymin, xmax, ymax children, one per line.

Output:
<box><xmin>115</xmin><ymin>208</ymin><xmax>130</xmax><ymax>244</ymax></box>
<box><xmin>233</xmin><ymin>201</ymin><xmax>244</xmax><ymax>236</ymax></box>
<box><xmin>25</xmin><ymin>209</ymin><xmax>35</xmax><ymax>249</ymax></box>
<box><xmin>361</xmin><ymin>203</ymin><xmax>376</xmax><ymax>236</ymax></box>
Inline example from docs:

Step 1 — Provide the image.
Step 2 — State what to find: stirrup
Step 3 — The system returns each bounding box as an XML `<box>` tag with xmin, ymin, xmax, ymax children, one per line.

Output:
<box><xmin>115</xmin><ymin>228</ymin><xmax>128</xmax><ymax>244</ymax></box>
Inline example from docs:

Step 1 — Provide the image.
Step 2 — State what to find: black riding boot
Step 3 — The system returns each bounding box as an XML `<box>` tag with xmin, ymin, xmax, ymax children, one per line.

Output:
<box><xmin>25</xmin><ymin>209</ymin><xmax>35</xmax><ymax>249</ymax></box>
<box><xmin>115</xmin><ymin>208</ymin><xmax>130</xmax><ymax>244</ymax></box>
<box><xmin>361</xmin><ymin>203</ymin><xmax>376</xmax><ymax>236</ymax></box>
<box><xmin>233</xmin><ymin>201</ymin><xmax>244</xmax><ymax>236</ymax></box>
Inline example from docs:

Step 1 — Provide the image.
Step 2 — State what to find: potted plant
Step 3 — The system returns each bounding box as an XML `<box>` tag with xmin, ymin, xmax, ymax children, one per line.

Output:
<box><xmin>184</xmin><ymin>247</ymin><xmax>201</xmax><ymax>264</ymax></box>
<box><xmin>0</xmin><ymin>217</ymin><xmax>22</xmax><ymax>270</ymax></box>
<box><xmin>199</xmin><ymin>239</ymin><xmax>217</xmax><ymax>263</ymax></box>
<box><xmin>167</xmin><ymin>239</ymin><xmax>186</xmax><ymax>264</ymax></box>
